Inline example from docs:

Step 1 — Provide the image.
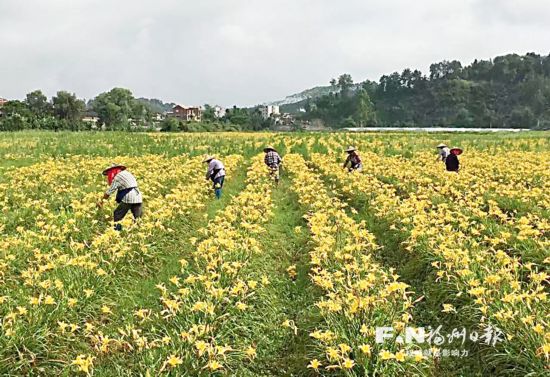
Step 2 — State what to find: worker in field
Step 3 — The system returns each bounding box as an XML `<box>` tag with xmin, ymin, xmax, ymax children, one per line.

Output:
<box><xmin>343</xmin><ymin>146</ymin><xmax>362</xmax><ymax>172</ymax></box>
<box><xmin>203</xmin><ymin>155</ymin><xmax>226</xmax><ymax>199</ymax></box>
<box><xmin>264</xmin><ymin>146</ymin><xmax>283</xmax><ymax>185</ymax></box>
<box><xmin>445</xmin><ymin>147</ymin><xmax>462</xmax><ymax>172</ymax></box>
<box><xmin>436</xmin><ymin>143</ymin><xmax>451</xmax><ymax>162</ymax></box>
<box><xmin>97</xmin><ymin>164</ymin><xmax>143</xmax><ymax>231</ymax></box>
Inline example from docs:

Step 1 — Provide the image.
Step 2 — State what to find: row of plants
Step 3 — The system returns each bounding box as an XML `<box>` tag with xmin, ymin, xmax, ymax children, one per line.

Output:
<box><xmin>310</xmin><ymin>147</ymin><xmax>549</xmax><ymax>375</ymax></box>
<box><xmin>284</xmin><ymin>153</ymin><xmax>434</xmax><ymax>376</ymax></box>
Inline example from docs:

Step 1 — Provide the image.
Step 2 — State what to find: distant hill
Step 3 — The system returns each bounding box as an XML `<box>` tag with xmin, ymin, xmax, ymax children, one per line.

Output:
<box><xmin>265</xmin><ymin>83</ymin><xmax>362</xmax><ymax>113</ymax></box>
<box><xmin>265</xmin><ymin>85</ymin><xmax>338</xmax><ymax>106</ymax></box>
<box><xmin>279</xmin><ymin>99</ymin><xmax>309</xmax><ymax>114</ymax></box>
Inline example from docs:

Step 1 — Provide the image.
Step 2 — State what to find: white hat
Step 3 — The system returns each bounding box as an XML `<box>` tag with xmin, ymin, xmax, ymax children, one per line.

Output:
<box><xmin>202</xmin><ymin>155</ymin><xmax>215</xmax><ymax>163</ymax></box>
<box><xmin>437</xmin><ymin>143</ymin><xmax>447</xmax><ymax>148</ymax></box>
<box><xmin>102</xmin><ymin>163</ymin><xmax>126</xmax><ymax>175</ymax></box>
<box><xmin>345</xmin><ymin>146</ymin><xmax>356</xmax><ymax>153</ymax></box>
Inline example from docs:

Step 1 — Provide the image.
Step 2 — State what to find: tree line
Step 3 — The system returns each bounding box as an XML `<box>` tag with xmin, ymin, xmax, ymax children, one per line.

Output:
<box><xmin>0</xmin><ymin>88</ymin><xmax>159</xmax><ymax>131</ymax></box>
<box><xmin>301</xmin><ymin>53</ymin><xmax>550</xmax><ymax>129</ymax></box>
<box><xmin>0</xmin><ymin>87</ymin><xmax>273</xmax><ymax>132</ymax></box>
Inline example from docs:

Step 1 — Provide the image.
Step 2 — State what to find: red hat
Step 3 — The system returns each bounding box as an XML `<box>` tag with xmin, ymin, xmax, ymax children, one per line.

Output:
<box><xmin>450</xmin><ymin>148</ymin><xmax>463</xmax><ymax>156</ymax></box>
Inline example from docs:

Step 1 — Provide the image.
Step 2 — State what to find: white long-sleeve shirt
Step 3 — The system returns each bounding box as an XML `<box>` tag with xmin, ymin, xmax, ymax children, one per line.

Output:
<box><xmin>206</xmin><ymin>159</ymin><xmax>226</xmax><ymax>180</ymax></box>
<box><xmin>105</xmin><ymin>170</ymin><xmax>142</xmax><ymax>204</ymax></box>
<box><xmin>439</xmin><ymin>147</ymin><xmax>450</xmax><ymax>161</ymax></box>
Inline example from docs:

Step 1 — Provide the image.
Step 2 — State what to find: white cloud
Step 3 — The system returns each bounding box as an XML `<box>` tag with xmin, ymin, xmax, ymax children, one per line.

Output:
<box><xmin>1</xmin><ymin>0</ymin><xmax>549</xmax><ymax>106</ymax></box>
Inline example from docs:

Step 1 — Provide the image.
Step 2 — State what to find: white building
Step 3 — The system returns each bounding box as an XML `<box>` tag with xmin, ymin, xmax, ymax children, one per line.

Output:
<box><xmin>259</xmin><ymin>105</ymin><xmax>280</xmax><ymax>119</ymax></box>
<box><xmin>214</xmin><ymin>105</ymin><xmax>226</xmax><ymax>118</ymax></box>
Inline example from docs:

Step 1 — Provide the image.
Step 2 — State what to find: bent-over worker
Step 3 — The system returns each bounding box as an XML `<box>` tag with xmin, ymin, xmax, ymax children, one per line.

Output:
<box><xmin>97</xmin><ymin>164</ymin><xmax>143</xmax><ymax>231</ymax></box>
<box><xmin>204</xmin><ymin>155</ymin><xmax>226</xmax><ymax>199</ymax></box>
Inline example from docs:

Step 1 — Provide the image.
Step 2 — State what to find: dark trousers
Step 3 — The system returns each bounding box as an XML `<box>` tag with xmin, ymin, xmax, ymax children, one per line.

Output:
<box><xmin>114</xmin><ymin>202</ymin><xmax>143</xmax><ymax>222</ymax></box>
<box><xmin>212</xmin><ymin>176</ymin><xmax>225</xmax><ymax>188</ymax></box>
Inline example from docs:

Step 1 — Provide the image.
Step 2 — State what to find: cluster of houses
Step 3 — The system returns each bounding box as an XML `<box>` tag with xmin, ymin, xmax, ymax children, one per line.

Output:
<box><xmin>154</xmin><ymin>104</ymin><xmax>296</xmax><ymax>126</ymax></box>
<box><xmin>168</xmin><ymin>105</ymin><xmax>223</xmax><ymax>121</ymax></box>
<box><xmin>167</xmin><ymin>104</ymin><xmax>295</xmax><ymax>125</ymax></box>
<box><xmin>258</xmin><ymin>104</ymin><xmax>296</xmax><ymax>126</ymax></box>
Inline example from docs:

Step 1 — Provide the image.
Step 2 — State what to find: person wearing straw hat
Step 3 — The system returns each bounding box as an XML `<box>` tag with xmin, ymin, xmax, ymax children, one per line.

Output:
<box><xmin>343</xmin><ymin>146</ymin><xmax>362</xmax><ymax>172</ymax></box>
<box><xmin>263</xmin><ymin>146</ymin><xmax>283</xmax><ymax>185</ymax></box>
<box><xmin>203</xmin><ymin>155</ymin><xmax>226</xmax><ymax>199</ymax></box>
<box><xmin>436</xmin><ymin>143</ymin><xmax>451</xmax><ymax>162</ymax></box>
<box><xmin>445</xmin><ymin>147</ymin><xmax>462</xmax><ymax>172</ymax></box>
<box><xmin>97</xmin><ymin>164</ymin><xmax>143</xmax><ymax>231</ymax></box>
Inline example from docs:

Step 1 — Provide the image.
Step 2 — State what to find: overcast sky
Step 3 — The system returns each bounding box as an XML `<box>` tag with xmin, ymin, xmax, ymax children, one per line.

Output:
<box><xmin>1</xmin><ymin>0</ymin><xmax>549</xmax><ymax>107</ymax></box>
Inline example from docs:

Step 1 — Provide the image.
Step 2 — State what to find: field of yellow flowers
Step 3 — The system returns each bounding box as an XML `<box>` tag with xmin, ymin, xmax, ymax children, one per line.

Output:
<box><xmin>0</xmin><ymin>131</ymin><xmax>548</xmax><ymax>376</ymax></box>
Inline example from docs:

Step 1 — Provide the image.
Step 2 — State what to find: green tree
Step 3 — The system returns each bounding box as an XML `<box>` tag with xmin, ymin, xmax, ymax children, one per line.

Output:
<box><xmin>202</xmin><ymin>104</ymin><xmax>217</xmax><ymax>122</ymax></box>
<box><xmin>91</xmin><ymin>88</ymin><xmax>138</xmax><ymax>129</ymax></box>
<box><xmin>509</xmin><ymin>107</ymin><xmax>535</xmax><ymax>128</ymax></box>
<box><xmin>160</xmin><ymin>117</ymin><xmax>181</xmax><ymax>132</ymax></box>
<box><xmin>52</xmin><ymin>91</ymin><xmax>85</xmax><ymax>122</ymax></box>
<box><xmin>0</xmin><ymin>114</ymin><xmax>27</xmax><ymax>131</ymax></box>
<box><xmin>355</xmin><ymin>89</ymin><xmax>376</xmax><ymax>127</ymax></box>
<box><xmin>225</xmin><ymin>106</ymin><xmax>249</xmax><ymax>126</ymax></box>
<box><xmin>1</xmin><ymin>100</ymin><xmax>32</xmax><ymax>119</ymax></box>
<box><xmin>337</xmin><ymin>74</ymin><xmax>354</xmax><ymax>96</ymax></box>
<box><xmin>248</xmin><ymin>110</ymin><xmax>273</xmax><ymax>131</ymax></box>
<box><xmin>25</xmin><ymin>90</ymin><xmax>51</xmax><ymax>117</ymax></box>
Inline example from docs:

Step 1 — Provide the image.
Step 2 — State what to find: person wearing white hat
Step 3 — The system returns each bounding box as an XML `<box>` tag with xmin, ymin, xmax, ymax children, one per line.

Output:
<box><xmin>97</xmin><ymin>164</ymin><xmax>143</xmax><ymax>231</ymax></box>
<box><xmin>343</xmin><ymin>146</ymin><xmax>362</xmax><ymax>172</ymax></box>
<box><xmin>263</xmin><ymin>146</ymin><xmax>283</xmax><ymax>185</ymax></box>
<box><xmin>203</xmin><ymin>155</ymin><xmax>226</xmax><ymax>199</ymax></box>
<box><xmin>436</xmin><ymin>143</ymin><xmax>451</xmax><ymax>162</ymax></box>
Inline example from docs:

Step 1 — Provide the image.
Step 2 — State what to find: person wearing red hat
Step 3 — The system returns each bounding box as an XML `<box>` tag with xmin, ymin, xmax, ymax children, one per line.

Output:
<box><xmin>97</xmin><ymin>164</ymin><xmax>143</xmax><ymax>230</ymax></box>
<box><xmin>445</xmin><ymin>148</ymin><xmax>462</xmax><ymax>172</ymax></box>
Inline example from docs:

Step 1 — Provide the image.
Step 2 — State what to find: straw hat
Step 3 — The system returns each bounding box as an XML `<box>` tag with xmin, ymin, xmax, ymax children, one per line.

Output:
<box><xmin>263</xmin><ymin>146</ymin><xmax>276</xmax><ymax>152</ymax></box>
<box><xmin>202</xmin><ymin>155</ymin><xmax>215</xmax><ymax>163</ymax></box>
<box><xmin>102</xmin><ymin>163</ymin><xmax>126</xmax><ymax>175</ymax></box>
<box><xmin>345</xmin><ymin>146</ymin><xmax>356</xmax><ymax>153</ymax></box>
<box><xmin>450</xmin><ymin>147</ymin><xmax>463</xmax><ymax>155</ymax></box>
<box><xmin>436</xmin><ymin>143</ymin><xmax>447</xmax><ymax>148</ymax></box>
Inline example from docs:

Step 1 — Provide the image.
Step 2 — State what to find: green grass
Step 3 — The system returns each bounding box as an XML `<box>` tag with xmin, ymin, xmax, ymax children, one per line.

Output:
<box><xmin>252</xmin><ymin>177</ymin><xmax>322</xmax><ymax>376</ymax></box>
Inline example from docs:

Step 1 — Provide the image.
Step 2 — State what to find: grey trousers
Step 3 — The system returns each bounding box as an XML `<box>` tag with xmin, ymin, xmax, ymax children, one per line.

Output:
<box><xmin>114</xmin><ymin>202</ymin><xmax>143</xmax><ymax>222</ymax></box>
